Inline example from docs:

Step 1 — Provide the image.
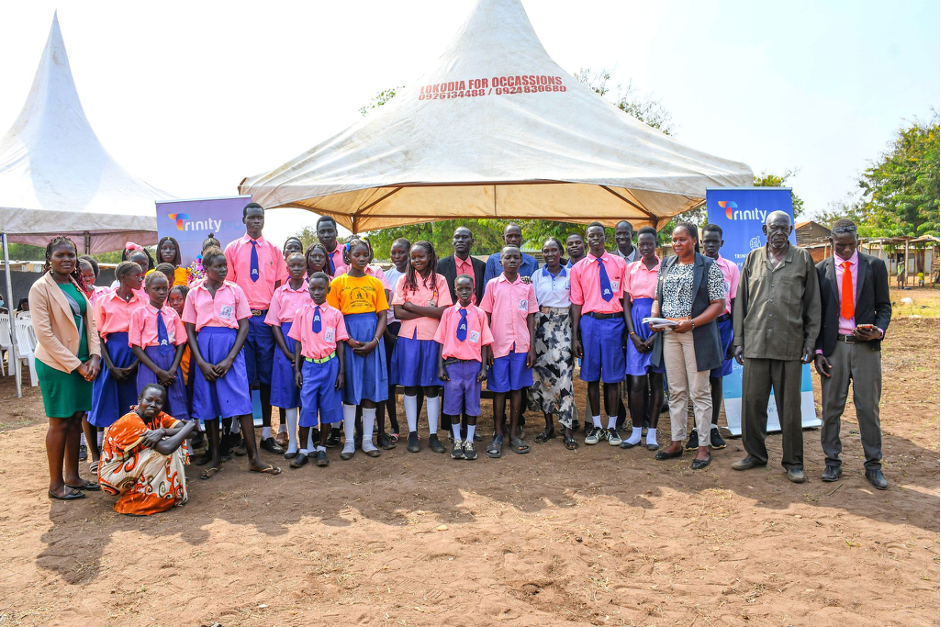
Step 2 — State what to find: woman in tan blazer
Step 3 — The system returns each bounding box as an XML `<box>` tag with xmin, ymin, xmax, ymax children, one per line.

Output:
<box><xmin>28</xmin><ymin>236</ymin><xmax>101</xmax><ymax>500</ymax></box>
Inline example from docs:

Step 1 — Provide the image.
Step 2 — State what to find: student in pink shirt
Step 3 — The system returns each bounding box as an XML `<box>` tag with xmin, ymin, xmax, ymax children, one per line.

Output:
<box><xmin>305</xmin><ymin>242</ymin><xmax>333</xmax><ymax>280</ymax></box>
<box><xmin>222</xmin><ymin>203</ymin><xmax>289</xmax><ymax>456</ymax></box>
<box><xmin>129</xmin><ymin>272</ymin><xmax>189</xmax><ymax>422</ymax></box>
<box><xmin>288</xmin><ymin>273</ymin><xmax>348</xmax><ymax>468</ymax></box>
<box><xmin>480</xmin><ymin>246</ymin><xmax>538</xmax><ymax>458</ymax></box>
<box><xmin>435</xmin><ymin>274</ymin><xmax>493</xmax><ymax>461</ymax></box>
<box><xmin>183</xmin><ymin>246</ymin><xmax>281</xmax><ymax>478</ymax></box>
<box><xmin>265</xmin><ymin>252</ymin><xmax>311</xmax><ymax>459</ymax></box>
<box><xmin>391</xmin><ymin>241</ymin><xmax>453</xmax><ymax>454</ymax></box>
<box><xmin>570</xmin><ymin>223</ymin><xmax>629</xmax><ymax>447</ymax></box>
<box><xmin>316</xmin><ymin>216</ymin><xmax>348</xmax><ymax>276</ymax></box>
<box><xmin>622</xmin><ymin>226</ymin><xmax>665</xmax><ymax>451</ymax></box>
<box><xmin>89</xmin><ymin>261</ymin><xmax>146</xmax><ymax>449</ymax></box>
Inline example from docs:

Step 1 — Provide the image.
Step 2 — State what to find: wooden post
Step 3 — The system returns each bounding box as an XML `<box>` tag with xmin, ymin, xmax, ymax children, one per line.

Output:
<box><xmin>903</xmin><ymin>238</ymin><xmax>909</xmax><ymax>287</ymax></box>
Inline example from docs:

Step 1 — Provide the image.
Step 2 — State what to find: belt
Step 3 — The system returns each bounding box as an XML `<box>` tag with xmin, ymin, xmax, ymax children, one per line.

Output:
<box><xmin>540</xmin><ymin>306</ymin><xmax>570</xmax><ymax>315</ymax></box>
<box><xmin>250</xmin><ymin>309</ymin><xmax>267</xmax><ymax>317</ymax></box>
<box><xmin>443</xmin><ymin>357</ymin><xmax>476</xmax><ymax>364</ymax></box>
<box><xmin>305</xmin><ymin>351</ymin><xmax>336</xmax><ymax>364</ymax></box>
<box><xmin>717</xmin><ymin>313</ymin><xmax>732</xmax><ymax>323</ymax></box>
<box><xmin>837</xmin><ymin>334</ymin><xmax>858</xmax><ymax>343</ymax></box>
<box><xmin>584</xmin><ymin>311</ymin><xmax>617</xmax><ymax>319</ymax></box>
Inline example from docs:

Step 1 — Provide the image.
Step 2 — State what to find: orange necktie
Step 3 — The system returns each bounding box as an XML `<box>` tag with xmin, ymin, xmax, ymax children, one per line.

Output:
<box><xmin>841</xmin><ymin>261</ymin><xmax>854</xmax><ymax>320</ymax></box>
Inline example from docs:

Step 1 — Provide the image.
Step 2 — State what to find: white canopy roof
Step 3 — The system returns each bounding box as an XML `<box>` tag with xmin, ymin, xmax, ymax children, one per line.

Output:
<box><xmin>240</xmin><ymin>0</ymin><xmax>753</xmax><ymax>233</ymax></box>
<box><xmin>0</xmin><ymin>14</ymin><xmax>167</xmax><ymax>253</ymax></box>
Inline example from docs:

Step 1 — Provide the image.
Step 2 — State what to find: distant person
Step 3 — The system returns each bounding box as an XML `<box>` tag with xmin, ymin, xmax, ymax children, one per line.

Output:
<box><xmin>30</xmin><ymin>236</ymin><xmax>101</xmax><ymax>500</ymax></box>
<box><xmin>156</xmin><ymin>236</ymin><xmax>190</xmax><ymax>286</ymax></box>
<box><xmin>732</xmin><ymin>211</ymin><xmax>821</xmax><ymax>483</ymax></box>
<box><xmin>305</xmin><ymin>242</ymin><xmax>333</xmax><ymax>279</ymax></box>
<box><xmin>565</xmin><ymin>233</ymin><xmax>586</xmax><ymax>269</ymax></box>
<box><xmin>814</xmin><ymin>219</ymin><xmax>892</xmax><ymax>489</ymax></box>
<box><xmin>77</xmin><ymin>255</ymin><xmax>108</xmax><ymax>308</ymax></box>
<box><xmin>483</xmin><ymin>223</ymin><xmax>538</xmax><ymax>284</ymax></box>
<box><xmin>316</xmin><ymin>216</ymin><xmax>348</xmax><ymax>276</ymax></box>
<box><xmin>613</xmin><ymin>220</ymin><xmax>638</xmax><ymax>263</ymax></box>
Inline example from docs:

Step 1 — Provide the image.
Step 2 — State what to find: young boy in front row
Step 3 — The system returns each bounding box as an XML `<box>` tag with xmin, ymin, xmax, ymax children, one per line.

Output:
<box><xmin>480</xmin><ymin>246</ymin><xmax>538</xmax><ymax>458</ymax></box>
<box><xmin>289</xmin><ymin>273</ymin><xmax>347</xmax><ymax>468</ymax></box>
<box><xmin>435</xmin><ymin>274</ymin><xmax>493</xmax><ymax>461</ymax></box>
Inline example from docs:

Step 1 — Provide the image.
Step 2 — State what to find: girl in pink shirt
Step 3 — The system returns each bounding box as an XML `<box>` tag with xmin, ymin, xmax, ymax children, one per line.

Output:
<box><xmin>391</xmin><ymin>241</ymin><xmax>453</xmax><ymax>455</ymax></box>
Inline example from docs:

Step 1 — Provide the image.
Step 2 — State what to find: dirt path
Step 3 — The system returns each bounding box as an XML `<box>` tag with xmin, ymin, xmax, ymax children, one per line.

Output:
<box><xmin>0</xmin><ymin>313</ymin><xmax>937</xmax><ymax>626</ymax></box>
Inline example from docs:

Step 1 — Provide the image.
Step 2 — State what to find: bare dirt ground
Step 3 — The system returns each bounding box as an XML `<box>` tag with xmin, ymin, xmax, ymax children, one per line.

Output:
<box><xmin>0</xmin><ymin>288</ymin><xmax>937</xmax><ymax>626</ymax></box>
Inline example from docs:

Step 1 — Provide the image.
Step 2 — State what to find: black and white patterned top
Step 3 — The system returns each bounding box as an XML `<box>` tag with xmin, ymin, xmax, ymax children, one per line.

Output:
<box><xmin>659</xmin><ymin>261</ymin><xmax>726</xmax><ymax>318</ymax></box>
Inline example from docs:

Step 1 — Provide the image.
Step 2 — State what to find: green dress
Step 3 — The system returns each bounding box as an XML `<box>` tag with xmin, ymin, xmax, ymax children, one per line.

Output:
<box><xmin>36</xmin><ymin>282</ymin><xmax>93</xmax><ymax>418</ymax></box>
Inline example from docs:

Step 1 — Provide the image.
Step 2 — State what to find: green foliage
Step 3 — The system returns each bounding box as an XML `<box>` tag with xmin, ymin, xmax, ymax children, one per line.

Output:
<box><xmin>857</xmin><ymin>117</ymin><xmax>939</xmax><ymax>238</ymax></box>
<box><xmin>294</xmin><ymin>226</ymin><xmax>319</xmax><ymax>250</ymax></box>
<box><xmin>359</xmin><ymin>86</ymin><xmax>404</xmax><ymax>117</ymax></box>
<box><xmin>753</xmin><ymin>170</ymin><xmax>804</xmax><ymax>218</ymax></box>
<box><xmin>5</xmin><ymin>243</ymin><xmax>46</xmax><ymax>261</ymax></box>
<box><xmin>574</xmin><ymin>68</ymin><xmax>674</xmax><ymax>136</ymax></box>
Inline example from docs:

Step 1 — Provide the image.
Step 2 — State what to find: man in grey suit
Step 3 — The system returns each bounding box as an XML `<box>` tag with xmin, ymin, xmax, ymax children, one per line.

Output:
<box><xmin>814</xmin><ymin>219</ymin><xmax>892</xmax><ymax>489</ymax></box>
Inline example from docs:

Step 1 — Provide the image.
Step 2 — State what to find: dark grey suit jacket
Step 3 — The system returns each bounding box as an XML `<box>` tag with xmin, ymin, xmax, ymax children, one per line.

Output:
<box><xmin>815</xmin><ymin>252</ymin><xmax>892</xmax><ymax>356</ymax></box>
<box><xmin>437</xmin><ymin>255</ymin><xmax>486</xmax><ymax>304</ymax></box>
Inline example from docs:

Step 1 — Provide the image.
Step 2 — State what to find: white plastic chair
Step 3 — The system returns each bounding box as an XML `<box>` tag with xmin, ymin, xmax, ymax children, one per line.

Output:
<box><xmin>13</xmin><ymin>316</ymin><xmax>38</xmax><ymax>386</ymax></box>
<box><xmin>0</xmin><ymin>313</ymin><xmax>11</xmax><ymax>376</ymax></box>
<box><xmin>16</xmin><ymin>312</ymin><xmax>37</xmax><ymax>351</ymax></box>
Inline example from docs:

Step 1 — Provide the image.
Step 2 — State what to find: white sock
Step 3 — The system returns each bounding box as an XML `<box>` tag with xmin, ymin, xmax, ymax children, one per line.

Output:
<box><xmin>427</xmin><ymin>396</ymin><xmax>440</xmax><ymax>434</ymax></box>
<box><xmin>467</xmin><ymin>424</ymin><xmax>476</xmax><ymax>441</ymax></box>
<box><xmin>80</xmin><ymin>433</ymin><xmax>86</xmax><ymax>446</ymax></box>
<box><xmin>404</xmin><ymin>395</ymin><xmax>419</xmax><ymax>433</ymax></box>
<box><xmin>285</xmin><ymin>408</ymin><xmax>298</xmax><ymax>454</ymax></box>
<box><xmin>198</xmin><ymin>421</ymin><xmax>206</xmax><ymax>432</ymax></box>
<box><xmin>231</xmin><ymin>419</ymin><xmax>241</xmax><ymax>435</ymax></box>
<box><xmin>606</xmin><ymin>415</ymin><xmax>617</xmax><ymax>430</ymax></box>
<box><xmin>299</xmin><ymin>448</ymin><xmax>309</xmax><ymax>456</ymax></box>
<box><xmin>592</xmin><ymin>415</ymin><xmax>602</xmax><ymax>429</ymax></box>
<box><xmin>646</xmin><ymin>429</ymin><xmax>658</xmax><ymax>446</ymax></box>
<box><xmin>711</xmin><ymin>424</ymin><xmax>720</xmax><ymax>431</ymax></box>
<box><xmin>262</xmin><ymin>426</ymin><xmax>271</xmax><ymax>439</ymax></box>
<box><xmin>627</xmin><ymin>426</ymin><xmax>642</xmax><ymax>445</ymax></box>
<box><xmin>307</xmin><ymin>427</ymin><xmax>316</xmax><ymax>451</ymax></box>
<box><xmin>342</xmin><ymin>404</ymin><xmax>356</xmax><ymax>452</ymax></box>
<box><xmin>317</xmin><ymin>445</ymin><xmax>326</xmax><ymax>453</ymax></box>
<box><xmin>362</xmin><ymin>408</ymin><xmax>377</xmax><ymax>451</ymax></box>
<box><xmin>97</xmin><ymin>431</ymin><xmax>103</xmax><ymax>447</ymax></box>
<box><xmin>451</xmin><ymin>422</ymin><xmax>462</xmax><ymax>442</ymax></box>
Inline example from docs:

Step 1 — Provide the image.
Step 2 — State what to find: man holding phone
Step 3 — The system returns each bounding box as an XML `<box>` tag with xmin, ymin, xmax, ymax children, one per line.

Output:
<box><xmin>814</xmin><ymin>219</ymin><xmax>892</xmax><ymax>489</ymax></box>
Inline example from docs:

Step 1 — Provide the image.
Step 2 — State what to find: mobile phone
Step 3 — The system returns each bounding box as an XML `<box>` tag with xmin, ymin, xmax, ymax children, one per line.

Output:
<box><xmin>855</xmin><ymin>324</ymin><xmax>876</xmax><ymax>332</ymax></box>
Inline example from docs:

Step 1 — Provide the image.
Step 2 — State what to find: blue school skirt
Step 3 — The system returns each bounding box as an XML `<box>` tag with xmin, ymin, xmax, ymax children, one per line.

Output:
<box><xmin>625</xmin><ymin>298</ymin><xmax>666</xmax><ymax>377</ymax></box>
<box><xmin>711</xmin><ymin>317</ymin><xmax>735</xmax><ymax>378</ymax></box>
<box><xmin>299</xmin><ymin>355</ymin><xmax>342</xmax><ymax>427</ymax></box>
<box><xmin>342</xmin><ymin>312</ymin><xmax>388</xmax><ymax>405</ymax></box>
<box><xmin>89</xmin><ymin>332</ymin><xmax>138</xmax><ymax>428</ymax></box>
<box><xmin>191</xmin><ymin>327</ymin><xmax>253</xmax><ymax>420</ymax></box>
<box><xmin>270</xmin><ymin>321</ymin><xmax>301</xmax><ymax>409</ymax></box>
<box><xmin>136</xmin><ymin>344</ymin><xmax>190</xmax><ymax>421</ymax></box>
<box><xmin>391</xmin><ymin>331</ymin><xmax>442</xmax><ymax>388</ymax></box>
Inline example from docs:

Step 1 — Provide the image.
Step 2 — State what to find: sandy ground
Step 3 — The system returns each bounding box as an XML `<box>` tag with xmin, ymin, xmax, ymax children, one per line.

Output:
<box><xmin>0</xmin><ymin>288</ymin><xmax>937</xmax><ymax>626</ymax></box>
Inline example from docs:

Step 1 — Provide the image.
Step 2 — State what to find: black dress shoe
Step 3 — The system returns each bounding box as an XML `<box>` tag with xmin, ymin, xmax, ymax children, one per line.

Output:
<box><xmin>691</xmin><ymin>455</ymin><xmax>712</xmax><ymax>470</ymax></box>
<box><xmin>866</xmin><ymin>469</ymin><xmax>888</xmax><ymax>490</ymax></box>
<box><xmin>821</xmin><ymin>465</ymin><xmax>842</xmax><ymax>482</ymax></box>
<box><xmin>428</xmin><ymin>434</ymin><xmax>446</xmax><ymax>454</ymax></box>
<box><xmin>315</xmin><ymin>450</ymin><xmax>329</xmax><ymax>467</ymax></box>
<box><xmin>326</xmin><ymin>429</ymin><xmax>341</xmax><ymax>448</ymax></box>
<box><xmin>655</xmin><ymin>447</ymin><xmax>683</xmax><ymax>460</ymax></box>
<box><xmin>78</xmin><ymin>444</ymin><xmax>88</xmax><ymax>461</ymax></box>
<box><xmin>732</xmin><ymin>456</ymin><xmax>767</xmax><ymax>471</ymax></box>
<box><xmin>406</xmin><ymin>432</ymin><xmax>420</xmax><ymax>453</ymax></box>
<box><xmin>290</xmin><ymin>453</ymin><xmax>308</xmax><ymax>469</ymax></box>
<box><xmin>260</xmin><ymin>437</ymin><xmax>284</xmax><ymax>454</ymax></box>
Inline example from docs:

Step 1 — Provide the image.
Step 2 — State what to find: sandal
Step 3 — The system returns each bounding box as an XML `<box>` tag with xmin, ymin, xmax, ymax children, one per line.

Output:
<box><xmin>510</xmin><ymin>437</ymin><xmax>530</xmax><ymax>455</ymax></box>
<box><xmin>250</xmin><ymin>465</ymin><xmax>283</xmax><ymax>475</ymax></box>
<box><xmin>534</xmin><ymin>430</ymin><xmax>556</xmax><ymax>444</ymax></box>
<box><xmin>564</xmin><ymin>437</ymin><xmax>578</xmax><ymax>450</ymax></box>
<box><xmin>487</xmin><ymin>435</ymin><xmax>504</xmax><ymax>458</ymax></box>
<box><xmin>66</xmin><ymin>481</ymin><xmax>100</xmax><ymax>491</ymax></box>
<box><xmin>48</xmin><ymin>488</ymin><xmax>85</xmax><ymax>500</ymax></box>
<box><xmin>199</xmin><ymin>467</ymin><xmax>222</xmax><ymax>480</ymax></box>
<box><xmin>389</xmin><ymin>432</ymin><xmax>399</xmax><ymax>443</ymax></box>
<box><xmin>88</xmin><ymin>461</ymin><xmax>99</xmax><ymax>475</ymax></box>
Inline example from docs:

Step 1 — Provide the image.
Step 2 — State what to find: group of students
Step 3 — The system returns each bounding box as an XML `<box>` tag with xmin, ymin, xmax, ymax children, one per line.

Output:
<box><xmin>30</xmin><ymin>202</ymin><xmax>891</xmax><ymax>515</ymax></box>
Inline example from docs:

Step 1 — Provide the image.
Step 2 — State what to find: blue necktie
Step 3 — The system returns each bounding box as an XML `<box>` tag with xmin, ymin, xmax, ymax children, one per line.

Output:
<box><xmin>156</xmin><ymin>310</ymin><xmax>169</xmax><ymax>346</ymax></box>
<box><xmin>597</xmin><ymin>257</ymin><xmax>613</xmax><ymax>301</ymax></box>
<box><xmin>250</xmin><ymin>240</ymin><xmax>259</xmax><ymax>282</ymax></box>
<box><xmin>456</xmin><ymin>309</ymin><xmax>468</xmax><ymax>341</ymax></box>
<box><xmin>327</xmin><ymin>250</ymin><xmax>335</xmax><ymax>275</ymax></box>
<box><xmin>312</xmin><ymin>306</ymin><xmax>322</xmax><ymax>333</ymax></box>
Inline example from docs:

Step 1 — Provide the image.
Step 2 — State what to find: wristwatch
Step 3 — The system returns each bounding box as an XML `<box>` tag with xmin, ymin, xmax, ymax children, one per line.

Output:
<box><xmin>690</xmin><ymin>320</ymin><xmax>696</xmax><ymax>330</ymax></box>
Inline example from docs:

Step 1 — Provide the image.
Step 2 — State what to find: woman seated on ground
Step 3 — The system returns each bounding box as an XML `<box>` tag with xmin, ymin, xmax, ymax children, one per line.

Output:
<box><xmin>98</xmin><ymin>383</ymin><xmax>195</xmax><ymax>515</ymax></box>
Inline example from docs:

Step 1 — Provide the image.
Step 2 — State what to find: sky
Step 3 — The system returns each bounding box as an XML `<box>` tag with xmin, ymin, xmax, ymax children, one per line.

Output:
<box><xmin>0</xmin><ymin>0</ymin><xmax>937</xmax><ymax>247</ymax></box>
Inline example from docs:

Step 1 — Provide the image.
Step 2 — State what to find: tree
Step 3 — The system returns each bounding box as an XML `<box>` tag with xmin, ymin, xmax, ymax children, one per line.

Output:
<box><xmin>574</xmin><ymin>68</ymin><xmax>674</xmax><ymax>135</ymax></box>
<box><xmin>753</xmin><ymin>170</ymin><xmax>805</xmax><ymax>219</ymax></box>
<box><xmin>857</xmin><ymin>116</ymin><xmax>939</xmax><ymax>237</ymax></box>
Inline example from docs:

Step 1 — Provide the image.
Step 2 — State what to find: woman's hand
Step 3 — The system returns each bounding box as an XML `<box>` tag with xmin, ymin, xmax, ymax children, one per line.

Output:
<box><xmin>108</xmin><ymin>362</ymin><xmax>125</xmax><ymax>381</ymax></box>
<box><xmin>84</xmin><ymin>356</ymin><xmax>101</xmax><ymax>380</ymax></box>
<box><xmin>213</xmin><ymin>357</ymin><xmax>234</xmax><ymax>377</ymax></box>
<box><xmin>438</xmin><ymin>365</ymin><xmax>450</xmax><ymax>382</ymax></box>
<box><xmin>630</xmin><ymin>333</ymin><xmax>646</xmax><ymax>352</ymax></box>
<box><xmin>198</xmin><ymin>360</ymin><xmax>217</xmax><ymax>382</ymax></box>
<box><xmin>526</xmin><ymin>348</ymin><xmax>536</xmax><ymax>369</ymax></box>
<box><xmin>141</xmin><ymin>428</ymin><xmax>165</xmax><ymax>449</ymax></box>
<box><xmin>156</xmin><ymin>369</ymin><xmax>174</xmax><ymax>386</ymax></box>
<box><xmin>352</xmin><ymin>338</ymin><xmax>377</xmax><ymax>356</ymax></box>
<box><xmin>673</xmin><ymin>319</ymin><xmax>693</xmax><ymax>334</ymax></box>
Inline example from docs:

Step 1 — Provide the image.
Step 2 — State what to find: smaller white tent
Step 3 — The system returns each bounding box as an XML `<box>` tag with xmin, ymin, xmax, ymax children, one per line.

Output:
<box><xmin>0</xmin><ymin>13</ymin><xmax>167</xmax><ymax>253</ymax></box>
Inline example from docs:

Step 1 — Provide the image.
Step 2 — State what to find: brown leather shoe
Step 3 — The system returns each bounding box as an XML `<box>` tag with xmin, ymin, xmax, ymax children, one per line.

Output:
<box><xmin>275</xmin><ymin>432</ymin><xmax>289</xmax><ymax>448</ymax></box>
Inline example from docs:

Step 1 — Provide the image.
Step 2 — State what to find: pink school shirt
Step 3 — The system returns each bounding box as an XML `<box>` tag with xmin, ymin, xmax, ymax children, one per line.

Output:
<box><xmin>714</xmin><ymin>255</ymin><xmax>741</xmax><ymax>315</ymax></box>
<box><xmin>626</xmin><ymin>257</ymin><xmax>661</xmax><ymax>300</ymax></box>
<box><xmin>366</xmin><ymin>265</ymin><xmax>391</xmax><ymax>291</ymax></box>
<box><xmin>182</xmin><ymin>281</ymin><xmax>252</xmax><ymax>332</ymax></box>
<box><xmin>223</xmin><ymin>234</ymin><xmax>288</xmax><ymax>310</ymax></box>
<box><xmin>391</xmin><ymin>273</ymin><xmax>453</xmax><ymax>341</ymax></box>
<box><xmin>569</xmin><ymin>251</ymin><xmax>627</xmax><ymax>314</ymax></box>
<box><xmin>288</xmin><ymin>303</ymin><xmax>349</xmax><ymax>360</ymax></box>
<box><xmin>264</xmin><ymin>281</ymin><xmax>311</xmax><ymax>326</ymax></box>
<box><xmin>326</xmin><ymin>245</ymin><xmax>348</xmax><ymax>276</ymax></box>
<box><xmin>480</xmin><ymin>274</ymin><xmax>538</xmax><ymax>358</ymax></box>
<box><xmin>128</xmin><ymin>304</ymin><xmax>186</xmax><ymax>348</ymax></box>
<box><xmin>834</xmin><ymin>251</ymin><xmax>858</xmax><ymax>336</ymax></box>
<box><xmin>94</xmin><ymin>290</ymin><xmax>146</xmax><ymax>339</ymax></box>
<box><xmin>434</xmin><ymin>303</ymin><xmax>494</xmax><ymax>361</ymax></box>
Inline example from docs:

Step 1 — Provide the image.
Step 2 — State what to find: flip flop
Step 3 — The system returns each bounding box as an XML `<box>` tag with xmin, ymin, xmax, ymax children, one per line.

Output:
<box><xmin>65</xmin><ymin>481</ymin><xmax>100</xmax><ymax>491</ymax></box>
<box><xmin>251</xmin><ymin>465</ymin><xmax>283</xmax><ymax>475</ymax></box>
<box><xmin>564</xmin><ymin>437</ymin><xmax>578</xmax><ymax>450</ymax></box>
<box><xmin>200</xmin><ymin>467</ymin><xmax>222</xmax><ymax>480</ymax></box>
<box><xmin>48</xmin><ymin>489</ymin><xmax>85</xmax><ymax>500</ymax></box>
<box><xmin>534</xmin><ymin>431</ymin><xmax>556</xmax><ymax>443</ymax></box>
<box><xmin>510</xmin><ymin>437</ymin><xmax>530</xmax><ymax>455</ymax></box>
<box><xmin>487</xmin><ymin>435</ymin><xmax>504</xmax><ymax>458</ymax></box>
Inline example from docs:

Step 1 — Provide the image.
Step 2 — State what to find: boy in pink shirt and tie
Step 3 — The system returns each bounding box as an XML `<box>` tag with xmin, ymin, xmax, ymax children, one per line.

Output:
<box><xmin>435</xmin><ymin>274</ymin><xmax>493</xmax><ymax>461</ymax></box>
<box><xmin>480</xmin><ymin>246</ymin><xmax>538</xmax><ymax>458</ymax></box>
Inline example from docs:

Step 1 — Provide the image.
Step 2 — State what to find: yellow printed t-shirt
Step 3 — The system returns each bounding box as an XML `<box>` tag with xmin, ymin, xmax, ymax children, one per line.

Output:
<box><xmin>327</xmin><ymin>274</ymin><xmax>389</xmax><ymax>315</ymax></box>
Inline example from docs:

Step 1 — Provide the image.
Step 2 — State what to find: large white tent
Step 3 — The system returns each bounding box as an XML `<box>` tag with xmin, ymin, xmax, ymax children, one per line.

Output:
<box><xmin>0</xmin><ymin>13</ymin><xmax>167</xmax><ymax>254</ymax></box>
<box><xmin>240</xmin><ymin>0</ymin><xmax>753</xmax><ymax>233</ymax></box>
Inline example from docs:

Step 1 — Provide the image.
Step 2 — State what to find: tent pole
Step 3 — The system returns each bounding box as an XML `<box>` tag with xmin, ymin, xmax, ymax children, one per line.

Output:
<box><xmin>2</xmin><ymin>233</ymin><xmax>22</xmax><ymax>398</ymax></box>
